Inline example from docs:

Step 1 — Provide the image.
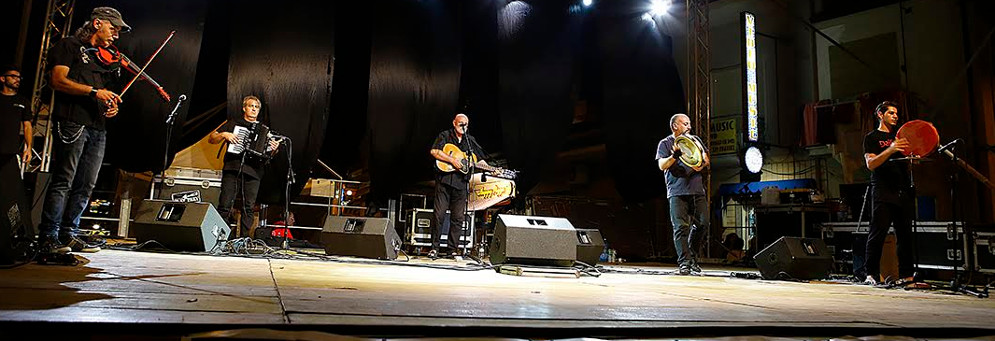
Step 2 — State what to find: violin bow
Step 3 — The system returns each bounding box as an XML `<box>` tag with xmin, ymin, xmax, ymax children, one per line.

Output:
<box><xmin>119</xmin><ymin>30</ymin><xmax>175</xmax><ymax>100</ymax></box>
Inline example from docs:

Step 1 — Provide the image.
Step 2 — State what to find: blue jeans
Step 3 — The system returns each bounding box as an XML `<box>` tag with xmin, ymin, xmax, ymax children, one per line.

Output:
<box><xmin>38</xmin><ymin>121</ymin><xmax>106</xmax><ymax>242</ymax></box>
<box><xmin>669</xmin><ymin>195</ymin><xmax>708</xmax><ymax>266</ymax></box>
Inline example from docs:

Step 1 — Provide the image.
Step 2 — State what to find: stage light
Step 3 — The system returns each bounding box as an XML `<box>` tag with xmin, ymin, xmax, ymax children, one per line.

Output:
<box><xmin>649</xmin><ymin>0</ymin><xmax>671</xmax><ymax>17</ymax></box>
<box><xmin>744</xmin><ymin>146</ymin><xmax>763</xmax><ymax>174</ymax></box>
<box><xmin>346</xmin><ymin>189</ymin><xmax>354</xmax><ymax>196</ymax></box>
<box><xmin>582</xmin><ymin>0</ymin><xmax>593</xmax><ymax>7</ymax></box>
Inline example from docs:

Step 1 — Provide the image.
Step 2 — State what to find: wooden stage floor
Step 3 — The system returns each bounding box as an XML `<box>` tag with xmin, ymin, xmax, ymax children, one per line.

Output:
<box><xmin>1</xmin><ymin>249</ymin><xmax>993</xmax><ymax>339</ymax></box>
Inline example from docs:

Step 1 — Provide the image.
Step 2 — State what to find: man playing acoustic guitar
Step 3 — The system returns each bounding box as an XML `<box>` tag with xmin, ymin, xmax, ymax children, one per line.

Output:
<box><xmin>429</xmin><ymin>113</ymin><xmax>488</xmax><ymax>260</ymax></box>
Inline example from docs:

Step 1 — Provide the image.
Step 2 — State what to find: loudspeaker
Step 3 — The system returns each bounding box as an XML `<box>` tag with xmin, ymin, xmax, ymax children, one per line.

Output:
<box><xmin>0</xmin><ymin>156</ymin><xmax>32</xmax><ymax>264</ymax></box>
<box><xmin>754</xmin><ymin>236</ymin><xmax>834</xmax><ymax>280</ymax></box>
<box><xmin>321</xmin><ymin>216</ymin><xmax>402</xmax><ymax>260</ymax></box>
<box><xmin>489</xmin><ymin>214</ymin><xmax>577</xmax><ymax>267</ymax></box>
<box><xmin>575</xmin><ymin>228</ymin><xmax>605</xmax><ymax>266</ymax></box>
<box><xmin>132</xmin><ymin>200</ymin><xmax>231</xmax><ymax>252</ymax></box>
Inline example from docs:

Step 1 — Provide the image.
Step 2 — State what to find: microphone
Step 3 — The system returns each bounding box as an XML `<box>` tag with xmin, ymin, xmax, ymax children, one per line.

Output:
<box><xmin>938</xmin><ymin>138</ymin><xmax>962</xmax><ymax>154</ymax></box>
<box><xmin>166</xmin><ymin>94</ymin><xmax>187</xmax><ymax>124</ymax></box>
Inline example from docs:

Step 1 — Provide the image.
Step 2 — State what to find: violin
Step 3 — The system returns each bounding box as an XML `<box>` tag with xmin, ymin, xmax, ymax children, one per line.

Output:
<box><xmin>86</xmin><ymin>44</ymin><xmax>171</xmax><ymax>102</ymax></box>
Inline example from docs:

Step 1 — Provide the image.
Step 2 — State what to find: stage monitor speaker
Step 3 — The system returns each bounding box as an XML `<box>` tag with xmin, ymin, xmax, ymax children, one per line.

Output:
<box><xmin>0</xmin><ymin>156</ymin><xmax>32</xmax><ymax>264</ymax></box>
<box><xmin>321</xmin><ymin>216</ymin><xmax>401</xmax><ymax>260</ymax></box>
<box><xmin>754</xmin><ymin>236</ymin><xmax>834</xmax><ymax>280</ymax></box>
<box><xmin>490</xmin><ymin>214</ymin><xmax>577</xmax><ymax>267</ymax></box>
<box><xmin>575</xmin><ymin>228</ymin><xmax>605</xmax><ymax>266</ymax></box>
<box><xmin>132</xmin><ymin>200</ymin><xmax>231</xmax><ymax>252</ymax></box>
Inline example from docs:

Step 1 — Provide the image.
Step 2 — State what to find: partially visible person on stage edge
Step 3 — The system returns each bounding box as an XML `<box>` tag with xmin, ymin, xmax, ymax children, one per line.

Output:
<box><xmin>209</xmin><ymin>95</ymin><xmax>279</xmax><ymax>239</ymax></box>
<box><xmin>1</xmin><ymin>65</ymin><xmax>32</xmax><ymax>169</ymax></box>
<box><xmin>429</xmin><ymin>113</ymin><xmax>487</xmax><ymax>260</ymax></box>
<box><xmin>656</xmin><ymin>113</ymin><xmax>710</xmax><ymax>275</ymax></box>
<box><xmin>38</xmin><ymin>7</ymin><xmax>130</xmax><ymax>254</ymax></box>
<box><xmin>862</xmin><ymin>101</ymin><xmax>915</xmax><ymax>285</ymax></box>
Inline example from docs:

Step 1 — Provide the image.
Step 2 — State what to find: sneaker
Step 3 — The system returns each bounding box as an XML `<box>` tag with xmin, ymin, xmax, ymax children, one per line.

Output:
<box><xmin>66</xmin><ymin>236</ymin><xmax>101</xmax><ymax>253</ymax></box>
<box><xmin>451</xmin><ymin>251</ymin><xmax>463</xmax><ymax>262</ymax></box>
<box><xmin>689</xmin><ymin>260</ymin><xmax>702</xmax><ymax>275</ymax></box>
<box><xmin>427</xmin><ymin>249</ymin><xmax>439</xmax><ymax>260</ymax></box>
<box><xmin>678</xmin><ymin>264</ymin><xmax>691</xmax><ymax>276</ymax></box>
<box><xmin>40</xmin><ymin>239</ymin><xmax>71</xmax><ymax>254</ymax></box>
<box><xmin>864</xmin><ymin>275</ymin><xmax>879</xmax><ymax>285</ymax></box>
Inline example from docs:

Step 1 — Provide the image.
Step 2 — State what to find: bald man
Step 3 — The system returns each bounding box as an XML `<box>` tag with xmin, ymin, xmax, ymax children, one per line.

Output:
<box><xmin>429</xmin><ymin>113</ymin><xmax>487</xmax><ymax>260</ymax></box>
<box><xmin>656</xmin><ymin>113</ymin><xmax>710</xmax><ymax>275</ymax></box>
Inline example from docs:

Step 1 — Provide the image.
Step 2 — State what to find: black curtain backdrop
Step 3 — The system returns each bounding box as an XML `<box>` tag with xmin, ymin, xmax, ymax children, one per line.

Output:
<box><xmin>227</xmin><ymin>0</ymin><xmax>334</xmax><ymax>204</ymax></box>
<box><xmin>597</xmin><ymin>0</ymin><xmax>683</xmax><ymax>201</ymax></box>
<box><xmin>321</xmin><ymin>1</ymin><xmax>372</xmax><ymax>177</ymax></box>
<box><xmin>366</xmin><ymin>0</ymin><xmax>462</xmax><ymax>202</ymax></box>
<box><xmin>457</xmin><ymin>1</ymin><xmax>501</xmax><ymax>156</ymax></box>
<box><xmin>73</xmin><ymin>0</ymin><xmax>208</xmax><ymax>173</ymax></box>
<box><xmin>497</xmin><ymin>0</ymin><xmax>579</xmax><ymax>196</ymax></box>
<box><xmin>179</xmin><ymin>0</ymin><xmax>232</xmax><ymax>148</ymax></box>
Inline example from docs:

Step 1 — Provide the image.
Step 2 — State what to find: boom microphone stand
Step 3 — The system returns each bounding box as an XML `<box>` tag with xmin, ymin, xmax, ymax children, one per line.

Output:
<box><xmin>937</xmin><ymin>139</ymin><xmax>990</xmax><ymax>298</ymax></box>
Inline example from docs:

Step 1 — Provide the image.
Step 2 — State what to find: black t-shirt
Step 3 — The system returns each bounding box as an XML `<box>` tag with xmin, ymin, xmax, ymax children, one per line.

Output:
<box><xmin>432</xmin><ymin>129</ymin><xmax>485</xmax><ymax>188</ymax></box>
<box><xmin>863</xmin><ymin>129</ymin><xmax>910</xmax><ymax>202</ymax></box>
<box><xmin>47</xmin><ymin>36</ymin><xmax>121</xmax><ymax>131</ymax></box>
<box><xmin>217</xmin><ymin>117</ymin><xmax>268</xmax><ymax>179</ymax></box>
<box><xmin>0</xmin><ymin>93</ymin><xmax>31</xmax><ymax>155</ymax></box>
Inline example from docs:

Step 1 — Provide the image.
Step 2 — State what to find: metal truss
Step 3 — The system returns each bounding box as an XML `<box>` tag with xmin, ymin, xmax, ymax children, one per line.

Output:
<box><xmin>686</xmin><ymin>0</ymin><xmax>712</xmax><ymax>255</ymax></box>
<box><xmin>28</xmin><ymin>0</ymin><xmax>76</xmax><ymax>172</ymax></box>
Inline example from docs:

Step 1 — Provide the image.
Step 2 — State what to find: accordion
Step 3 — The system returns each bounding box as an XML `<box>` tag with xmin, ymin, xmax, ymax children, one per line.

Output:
<box><xmin>227</xmin><ymin>122</ymin><xmax>274</xmax><ymax>159</ymax></box>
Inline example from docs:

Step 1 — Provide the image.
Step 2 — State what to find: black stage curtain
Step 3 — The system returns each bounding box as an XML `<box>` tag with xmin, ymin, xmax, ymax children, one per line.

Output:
<box><xmin>597</xmin><ymin>0</ymin><xmax>683</xmax><ymax>201</ymax></box>
<box><xmin>456</xmin><ymin>1</ymin><xmax>501</xmax><ymax>158</ymax></box>
<box><xmin>178</xmin><ymin>0</ymin><xmax>232</xmax><ymax>148</ymax></box>
<box><xmin>497</xmin><ymin>0</ymin><xmax>579</xmax><ymax>196</ymax></box>
<box><xmin>321</xmin><ymin>2</ymin><xmax>372</xmax><ymax>178</ymax></box>
<box><xmin>74</xmin><ymin>0</ymin><xmax>208</xmax><ymax>173</ymax></box>
<box><xmin>228</xmin><ymin>0</ymin><xmax>334</xmax><ymax>204</ymax></box>
<box><xmin>366</xmin><ymin>0</ymin><xmax>462</xmax><ymax>202</ymax></box>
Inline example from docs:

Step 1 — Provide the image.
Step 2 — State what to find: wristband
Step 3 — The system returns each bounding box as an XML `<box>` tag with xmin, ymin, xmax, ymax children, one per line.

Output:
<box><xmin>90</xmin><ymin>88</ymin><xmax>99</xmax><ymax>98</ymax></box>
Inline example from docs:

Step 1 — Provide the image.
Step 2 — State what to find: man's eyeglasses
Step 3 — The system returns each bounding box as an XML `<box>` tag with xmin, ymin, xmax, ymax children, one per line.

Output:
<box><xmin>2</xmin><ymin>74</ymin><xmax>21</xmax><ymax>79</ymax></box>
<box><xmin>458</xmin><ymin>123</ymin><xmax>468</xmax><ymax>127</ymax></box>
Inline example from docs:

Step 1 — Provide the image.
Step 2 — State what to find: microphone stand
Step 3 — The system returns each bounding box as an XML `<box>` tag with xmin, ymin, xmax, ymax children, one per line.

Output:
<box><xmin>937</xmin><ymin>141</ymin><xmax>990</xmax><ymax>298</ymax></box>
<box><xmin>161</xmin><ymin>95</ymin><xmax>187</xmax><ymax>175</ymax></box>
<box><xmin>279</xmin><ymin>136</ymin><xmax>295</xmax><ymax>250</ymax></box>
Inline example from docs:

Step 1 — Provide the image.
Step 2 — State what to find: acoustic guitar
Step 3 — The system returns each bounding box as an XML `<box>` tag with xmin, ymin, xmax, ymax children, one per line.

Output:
<box><xmin>435</xmin><ymin>143</ymin><xmax>518</xmax><ymax>179</ymax></box>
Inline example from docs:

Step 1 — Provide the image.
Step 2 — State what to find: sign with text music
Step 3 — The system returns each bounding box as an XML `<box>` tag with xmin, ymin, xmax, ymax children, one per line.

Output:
<box><xmin>710</xmin><ymin>117</ymin><xmax>738</xmax><ymax>155</ymax></box>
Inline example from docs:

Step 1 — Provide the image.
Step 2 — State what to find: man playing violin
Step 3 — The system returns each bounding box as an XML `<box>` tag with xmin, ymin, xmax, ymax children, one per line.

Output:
<box><xmin>209</xmin><ymin>95</ymin><xmax>280</xmax><ymax>239</ymax></box>
<box><xmin>656</xmin><ymin>113</ymin><xmax>709</xmax><ymax>275</ymax></box>
<box><xmin>862</xmin><ymin>101</ymin><xmax>915</xmax><ymax>285</ymax></box>
<box><xmin>428</xmin><ymin>113</ymin><xmax>488</xmax><ymax>260</ymax></box>
<box><xmin>38</xmin><ymin>7</ymin><xmax>130</xmax><ymax>254</ymax></box>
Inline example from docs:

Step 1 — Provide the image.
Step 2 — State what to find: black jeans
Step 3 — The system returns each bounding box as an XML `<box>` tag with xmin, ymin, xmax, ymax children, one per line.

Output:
<box><xmin>669</xmin><ymin>195</ymin><xmax>708</xmax><ymax>266</ymax></box>
<box><xmin>217</xmin><ymin>170</ymin><xmax>261</xmax><ymax>238</ymax></box>
<box><xmin>432</xmin><ymin>183</ymin><xmax>467</xmax><ymax>252</ymax></box>
<box><xmin>865</xmin><ymin>188</ymin><xmax>915</xmax><ymax>278</ymax></box>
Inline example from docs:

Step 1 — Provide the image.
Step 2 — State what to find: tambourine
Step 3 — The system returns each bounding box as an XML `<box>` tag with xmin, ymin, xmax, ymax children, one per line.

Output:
<box><xmin>675</xmin><ymin>135</ymin><xmax>704</xmax><ymax>168</ymax></box>
<box><xmin>895</xmin><ymin>120</ymin><xmax>939</xmax><ymax>157</ymax></box>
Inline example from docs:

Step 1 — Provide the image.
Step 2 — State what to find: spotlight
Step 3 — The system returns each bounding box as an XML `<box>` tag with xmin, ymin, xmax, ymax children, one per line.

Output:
<box><xmin>582</xmin><ymin>0</ymin><xmax>593</xmax><ymax>7</ymax></box>
<box><xmin>649</xmin><ymin>0</ymin><xmax>670</xmax><ymax>17</ymax></box>
<box><xmin>346</xmin><ymin>189</ymin><xmax>354</xmax><ymax>196</ymax></box>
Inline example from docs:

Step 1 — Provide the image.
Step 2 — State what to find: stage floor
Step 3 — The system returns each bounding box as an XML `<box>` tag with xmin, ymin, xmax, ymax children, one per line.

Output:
<box><xmin>1</xmin><ymin>249</ymin><xmax>994</xmax><ymax>338</ymax></box>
